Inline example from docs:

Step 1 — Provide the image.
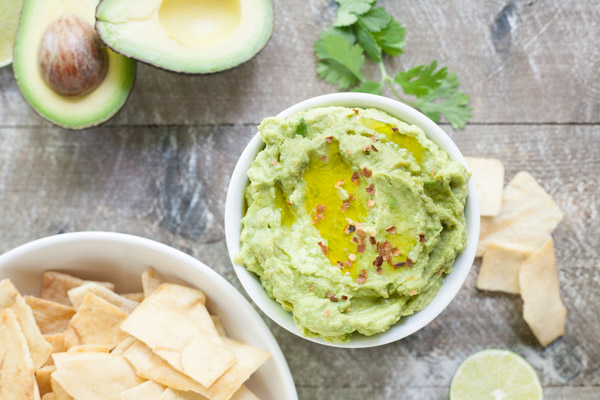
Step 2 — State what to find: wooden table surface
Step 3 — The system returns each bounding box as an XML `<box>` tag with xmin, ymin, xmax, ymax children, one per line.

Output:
<box><xmin>0</xmin><ymin>1</ymin><xmax>598</xmax><ymax>399</ymax></box>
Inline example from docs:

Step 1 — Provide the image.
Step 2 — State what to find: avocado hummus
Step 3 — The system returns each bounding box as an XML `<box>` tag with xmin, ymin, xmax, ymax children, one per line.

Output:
<box><xmin>236</xmin><ymin>106</ymin><xmax>469</xmax><ymax>342</ymax></box>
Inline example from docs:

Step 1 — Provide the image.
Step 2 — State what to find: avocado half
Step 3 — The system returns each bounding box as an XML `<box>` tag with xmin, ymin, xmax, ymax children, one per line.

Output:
<box><xmin>13</xmin><ymin>0</ymin><xmax>136</xmax><ymax>129</ymax></box>
<box><xmin>95</xmin><ymin>0</ymin><xmax>273</xmax><ymax>74</ymax></box>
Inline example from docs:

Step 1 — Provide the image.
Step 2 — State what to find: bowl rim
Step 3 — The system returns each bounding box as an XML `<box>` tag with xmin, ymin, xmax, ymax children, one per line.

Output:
<box><xmin>0</xmin><ymin>231</ymin><xmax>298</xmax><ymax>399</ymax></box>
<box><xmin>225</xmin><ymin>92</ymin><xmax>479</xmax><ymax>348</ymax></box>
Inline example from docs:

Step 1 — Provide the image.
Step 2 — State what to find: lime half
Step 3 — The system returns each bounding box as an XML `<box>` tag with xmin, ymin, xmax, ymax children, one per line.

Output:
<box><xmin>450</xmin><ymin>349</ymin><xmax>543</xmax><ymax>400</ymax></box>
<box><xmin>0</xmin><ymin>0</ymin><xmax>24</xmax><ymax>67</ymax></box>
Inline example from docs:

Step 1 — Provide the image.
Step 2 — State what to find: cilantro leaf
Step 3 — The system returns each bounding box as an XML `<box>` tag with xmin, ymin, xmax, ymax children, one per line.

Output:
<box><xmin>326</xmin><ymin>26</ymin><xmax>357</xmax><ymax>45</ymax></box>
<box><xmin>334</xmin><ymin>0</ymin><xmax>376</xmax><ymax>27</ymax></box>
<box><xmin>394</xmin><ymin>61</ymin><xmax>447</xmax><ymax>96</ymax></box>
<box><xmin>372</xmin><ymin>18</ymin><xmax>405</xmax><ymax>56</ymax></box>
<box><xmin>352</xmin><ymin>81</ymin><xmax>382</xmax><ymax>95</ymax></box>
<box><xmin>356</xmin><ymin>22</ymin><xmax>382</xmax><ymax>62</ymax></box>
<box><xmin>413</xmin><ymin>72</ymin><xmax>472</xmax><ymax>129</ymax></box>
<box><xmin>357</xmin><ymin>7</ymin><xmax>390</xmax><ymax>32</ymax></box>
<box><xmin>314</xmin><ymin>32</ymin><xmax>365</xmax><ymax>89</ymax></box>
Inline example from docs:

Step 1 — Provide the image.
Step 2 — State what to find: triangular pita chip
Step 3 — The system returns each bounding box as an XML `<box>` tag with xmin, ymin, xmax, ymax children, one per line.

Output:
<box><xmin>121</xmin><ymin>380</ymin><xmax>166</xmax><ymax>400</ymax></box>
<box><xmin>211</xmin><ymin>315</ymin><xmax>227</xmax><ymax>337</ymax></box>
<box><xmin>142</xmin><ymin>267</ymin><xmax>163</xmax><ymax>298</ymax></box>
<box><xmin>0</xmin><ymin>279</ymin><xmax>52</xmax><ymax>368</ymax></box>
<box><xmin>52</xmin><ymin>352</ymin><xmax>142</xmax><ymax>400</ymax></box>
<box><xmin>68</xmin><ymin>283</ymin><xmax>138</xmax><ymax>313</ymax></box>
<box><xmin>67</xmin><ymin>344</ymin><xmax>111</xmax><ymax>353</ymax></box>
<box><xmin>111</xmin><ymin>335</ymin><xmax>137</xmax><ymax>355</ymax></box>
<box><xmin>121</xmin><ymin>283</ymin><xmax>234</xmax><ymax>388</ymax></box>
<box><xmin>24</xmin><ymin>296</ymin><xmax>75</xmax><ymax>334</ymax></box>
<box><xmin>122</xmin><ymin>292</ymin><xmax>145</xmax><ymax>302</ymax></box>
<box><xmin>231</xmin><ymin>386</ymin><xmax>260</xmax><ymax>400</ymax></box>
<box><xmin>465</xmin><ymin>157</ymin><xmax>504</xmax><ymax>217</ymax></box>
<box><xmin>477</xmin><ymin>171</ymin><xmax>563</xmax><ymax>256</ymax></box>
<box><xmin>41</xmin><ymin>393</ymin><xmax>57</xmax><ymax>400</ymax></box>
<box><xmin>519</xmin><ymin>238</ymin><xmax>567</xmax><ymax>346</ymax></box>
<box><xmin>64</xmin><ymin>293</ymin><xmax>128</xmax><ymax>349</ymax></box>
<box><xmin>36</xmin><ymin>365</ymin><xmax>56</xmax><ymax>397</ymax></box>
<box><xmin>41</xmin><ymin>271</ymin><xmax>114</xmax><ymax>306</ymax></box>
<box><xmin>476</xmin><ymin>242</ymin><xmax>535</xmax><ymax>294</ymax></box>
<box><xmin>0</xmin><ymin>309</ymin><xmax>41</xmax><ymax>400</ymax></box>
<box><xmin>50</xmin><ymin>377</ymin><xmax>72</xmax><ymax>400</ymax></box>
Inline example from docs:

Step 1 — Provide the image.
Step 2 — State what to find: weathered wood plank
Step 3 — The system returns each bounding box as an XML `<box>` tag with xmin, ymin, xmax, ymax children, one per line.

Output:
<box><xmin>0</xmin><ymin>0</ymin><xmax>598</xmax><ymax>127</ymax></box>
<box><xmin>0</xmin><ymin>124</ymin><xmax>598</xmax><ymax>400</ymax></box>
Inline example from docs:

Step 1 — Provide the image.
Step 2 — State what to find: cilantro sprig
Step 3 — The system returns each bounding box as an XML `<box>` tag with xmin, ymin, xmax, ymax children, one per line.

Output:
<box><xmin>315</xmin><ymin>0</ymin><xmax>472</xmax><ymax>129</ymax></box>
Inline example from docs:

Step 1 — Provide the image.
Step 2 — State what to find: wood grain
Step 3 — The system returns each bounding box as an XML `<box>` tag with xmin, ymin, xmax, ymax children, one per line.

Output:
<box><xmin>0</xmin><ymin>0</ymin><xmax>598</xmax><ymax>127</ymax></box>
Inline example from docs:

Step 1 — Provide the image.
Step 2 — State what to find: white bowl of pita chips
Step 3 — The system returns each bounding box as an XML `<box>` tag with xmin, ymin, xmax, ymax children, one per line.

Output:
<box><xmin>0</xmin><ymin>231</ymin><xmax>298</xmax><ymax>400</ymax></box>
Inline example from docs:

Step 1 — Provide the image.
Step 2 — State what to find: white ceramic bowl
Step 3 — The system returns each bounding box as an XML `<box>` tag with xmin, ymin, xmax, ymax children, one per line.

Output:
<box><xmin>225</xmin><ymin>92</ymin><xmax>479</xmax><ymax>348</ymax></box>
<box><xmin>0</xmin><ymin>232</ymin><xmax>298</xmax><ymax>400</ymax></box>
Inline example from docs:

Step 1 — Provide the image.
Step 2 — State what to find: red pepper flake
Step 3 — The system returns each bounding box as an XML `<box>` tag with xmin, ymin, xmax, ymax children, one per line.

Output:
<box><xmin>373</xmin><ymin>255</ymin><xmax>384</xmax><ymax>267</ymax></box>
<box><xmin>362</xmin><ymin>144</ymin><xmax>371</xmax><ymax>154</ymax></box>
<box><xmin>340</xmin><ymin>199</ymin><xmax>350</xmax><ymax>211</ymax></box>
<box><xmin>357</xmin><ymin>243</ymin><xmax>366</xmax><ymax>254</ymax></box>
<box><xmin>352</xmin><ymin>108</ymin><xmax>359</xmax><ymax>115</ymax></box>
<box><xmin>406</xmin><ymin>257</ymin><xmax>413</xmax><ymax>267</ymax></box>
<box><xmin>351</xmin><ymin>237</ymin><xmax>359</xmax><ymax>244</ymax></box>
<box><xmin>371</xmin><ymin>145</ymin><xmax>379</xmax><ymax>152</ymax></box>
<box><xmin>334</xmin><ymin>179</ymin><xmax>345</xmax><ymax>189</ymax></box>
<box><xmin>316</xmin><ymin>204</ymin><xmax>327</xmax><ymax>213</ymax></box>
<box><xmin>341</xmin><ymin>295</ymin><xmax>348</xmax><ymax>301</ymax></box>
<box><xmin>367</xmin><ymin>199</ymin><xmax>376</xmax><ymax>208</ymax></box>
<box><xmin>393</xmin><ymin>262</ymin><xmax>406</xmax><ymax>269</ymax></box>
<box><xmin>317</xmin><ymin>241</ymin><xmax>328</xmax><ymax>255</ymax></box>
<box><xmin>365</xmin><ymin>184</ymin><xmax>375</xmax><ymax>195</ymax></box>
<box><xmin>309</xmin><ymin>285</ymin><xmax>315</xmax><ymax>290</ymax></box>
<box><xmin>376</xmin><ymin>266</ymin><xmax>383</xmax><ymax>274</ymax></box>
<box><xmin>323</xmin><ymin>309</ymin><xmax>331</xmax><ymax>316</ymax></box>
<box><xmin>392</xmin><ymin>127</ymin><xmax>398</xmax><ymax>132</ymax></box>
<box><xmin>419</xmin><ymin>234</ymin><xmax>426</xmax><ymax>242</ymax></box>
<box><xmin>408</xmin><ymin>290</ymin><xmax>418</xmax><ymax>296</ymax></box>
<box><xmin>337</xmin><ymin>261</ymin><xmax>344</xmax><ymax>268</ymax></box>
<box><xmin>348</xmin><ymin>193</ymin><xmax>355</xmax><ymax>201</ymax></box>
<box><xmin>321</xmin><ymin>155</ymin><xmax>328</xmax><ymax>161</ymax></box>
<box><xmin>356</xmin><ymin>228</ymin><xmax>366</xmax><ymax>238</ymax></box>
<box><xmin>326</xmin><ymin>292</ymin><xmax>339</xmax><ymax>302</ymax></box>
<box><xmin>351</xmin><ymin>172</ymin><xmax>361</xmax><ymax>185</ymax></box>
<box><xmin>386</xmin><ymin>225</ymin><xmax>397</xmax><ymax>234</ymax></box>
<box><xmin>369</xmin><ymin>237</ymin><xmax>376</xmax><ymax>245</ymax></box>
<box><xmin>326</xmin><ymin>136</ymin><xmax>333</xmax><ymax>143</ymax></box>
<box><xmin>357</xmin><ymin>270</ymin><xmax>368</xmax><ymax>284</ymax></box>
<box><xmin>369</xmin><ymin>136</ymin><xmax>378</xmax><ymax>142</ymax></box>
<box><xmin>270</xmin><ymin>160</ymin><xmax>278</xmax><ymax>166</ymax></box>
<box><xmin>392</xmin><ymin>247</ymin><xmax>400</xmax><ymax>257</ymax></box>
<box><xmin>361</xmin><ymin>167</ymin><xmax>372</xmax><ymax>178</ymax></box>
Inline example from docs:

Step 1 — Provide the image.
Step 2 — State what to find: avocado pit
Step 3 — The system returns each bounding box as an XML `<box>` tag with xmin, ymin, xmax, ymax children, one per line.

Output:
<box><xmin>38</xmin><ymin>14</ymin><xmax>108</xmax><ymax>96</ymax></box>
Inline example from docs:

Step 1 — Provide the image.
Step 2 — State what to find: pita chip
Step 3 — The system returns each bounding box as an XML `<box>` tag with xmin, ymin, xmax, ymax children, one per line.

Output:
<box><xmin>122</xmin><ymin>292</ymin><xmax>145</xmax><ymax>302</ymax></box>
<box><xmin>231</xmin><ymin>386</ymin><xmax>260</xmax><ymax>400</ymax></box>
<box><xmin>158</xmin><ymin>388</ymin><xmax>206</xmax><ymax>400</ymax></box>
<box><xmin>42</xmin><ymin>394</ymin><xmax>57</xmax><ymax>400</ymax></box>
<box><xmin>519</xmin><ymin>238</ymin><xmax>567</xmax><ymax>346</ymax></box>
<box><xmin>111</xmin><ymin>335</ymin><xmax>137</xmax><ymax>355</ymax></box>
<box><xmin>67</xmin><ymin>344</ymin><xmax>111</xmax><ymax>353</ymax></box>
<box><xmin>142</xmin><ymin>267</ymin><xmax>163</xmax><ymax>297</ymax></box>
<box><xmin>24</xmin><ymin>296</ymin><xmax>75</xmax><ymax>334</ymax></box>
<box><xmin>68</xmin><ymin>282</ymin><xmax>139</xmax><ymax>313</ymax></box>
<box><xmin>465</xmin><ymin>157</ymin><xmax>504</xmax><ymax>217</ymax></box>
<box><xmin>0</xmin><ymin>309</ymin><xmax>41</xmax><ymax>400</ymax></box>
<box><xmin>64</xmin><ymin>293</ymin><xmax>128</xmax><ymax>349</ymax></box>
<box><xmin>41</xmin><ymin>271</ymin><xmax>114</xmax><ymax>306</ymax></box>
<box><xmin>44</xmin><ymin>333</ymin><xmax>67</xmax><ymax>354</ymax></box>
<box><xmin>477</xmin><ymin>171</ymin><xmax>563</xmax><ymax>256</ymax></box>
<box><xmin>0</xmin><ymin>279</ymin><xmax>52</xmax><ymax>368</ymax></box>
<box><xmin>36</xmin><ymin>365</ymin><xmax>56</xmax><ymax>396</ymax></box>
<box><xmin>121</xmin><ymin>283</ymin><xmax>235</xmax><ymax>388</ymax></box>
<box><xmin>52</xmin><ymin>352</ymin><xmax>143</xmax><ymax>400</ymax></box>
<box><xmin>50</xmin><ymin>377</ymin><xmax>72</xmax><ymax>400</ymax></box>
<box><xmin>120</xmin><ymin>380</ymin><xmax>166</xmax><ymax>400</ymax></box>
<box><xmin>211</xmin><ymin>315</ymin><xmax>227</xmax><ymax>337</ymax></box>
<box><xmin>476</xmin><ymin>242</ymin><xmax>536</xmax><ymax>294</ymax></box>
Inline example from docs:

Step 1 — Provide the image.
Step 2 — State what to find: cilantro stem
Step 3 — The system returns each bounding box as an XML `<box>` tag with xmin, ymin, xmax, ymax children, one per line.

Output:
<box><xmin>378</xmin><ymin>62</ymin><xmax>415</xmax><ymax>107</ymax></box>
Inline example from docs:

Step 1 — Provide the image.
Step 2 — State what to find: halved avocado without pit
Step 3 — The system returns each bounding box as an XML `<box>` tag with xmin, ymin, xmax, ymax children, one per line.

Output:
<box><xmin>95</xmin><ymin>0</ymin><xmax>273</xmax><ymax>74</ymax></box>
<box><xmin>13</xmin><ymin>0</ymin><xmax>136</xmax><ymax>129</ymax></box>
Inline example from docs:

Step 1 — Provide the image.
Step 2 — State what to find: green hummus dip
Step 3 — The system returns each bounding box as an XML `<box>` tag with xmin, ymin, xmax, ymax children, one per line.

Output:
<box><xmin>236</xmin><ymin>106</ymin><xmax>468</xmax><ymax>342</ymax></box>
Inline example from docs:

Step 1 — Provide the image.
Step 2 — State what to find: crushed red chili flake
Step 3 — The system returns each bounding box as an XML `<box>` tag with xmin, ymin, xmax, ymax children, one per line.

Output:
<box><xmin>316</xmin><ymin>204</ymin><xmax>327</xmax><ymax>213</ymax></box>
<box><xmin>367</xmin><ymin>199</ymin><xmax>376</xmax><ymax>208</ymax></box>
<box><xmin>340</xmin><ymin>199</ymin><xmax>350</xmax><ymax>211</ymax></box>
<box><xmin>343</xmin><ymin>225</ymin><xmax>350</xmax><ymax>234</ymax></box>
<box><xmin>369</xmin><ymin>136</ymin><xmax>378</xmax><ymax>142</ymax></box>
<box><xmin>371</xmin><ymin>145</ymin><xmax>379</xmax><ymax>152</ymax></box>
<box><xmin>353</xmin><ymin>108</ymin><xmax>359</xmax><ymax>115</ymax></box>
<box><xmin>351</xmin><ymin>237</ymin><xmax>359</xmax><ymax>244</ymax></box>
<box><xmin>361</xmin><ymin>167</ymin><xmax>372</xmax><ymax>178</ymax></box>
<box><xmin>392</xmin><ymin>127</ymin><xmax>398</xmax><ymax>132</ymax></box>
<box><xmin>356</xmin><ymin>228</ymin><xmax>366</xmax><ymax>238</ymax></box>
<box><xmin>393</xmin><ymin>262</ymin><xmax>406</xmax><ymax>269</ymax></box>
<box><xmin>351</xmin><ymin>172</ymin><xmax>360</xmax><ymax>185</ymax></box>
<box><xmin>406</xmin><ymin>257</ymin><xmax>413</xmax><ymax>267</ymax></box>
<box><xmin>317</xmin><ymin>241</ymin><xmax>328</xmax><ymax>255</ymax></box>
<box><xmin>369</xmin><ymin>237</ymin><xmax>376</xmax><ymax>245</ymax></box>
<box><xmin>326</xmin><ymin>136</ymin><xmax>334</xmax><ymax>143</ymax></box>
<box><xmin>419</xmin><ymin>234</ymin><xmax>426</xmax><ymax>242</ymax></box>
<box><xmin>348</xmin><ymin>193</ymin><xmax>355</xmax><ymax>201</ymax></box>
<box><xmin>408</xmin><ymin>290</ymin><xmax>418</xmax><ymax>296</ymax></box>
<box><xmin>363</xmin><ymin>144</ymin><xmax>371</xmax><ymax>154</ymax></box>
<box><xmin>326</xmin><ymin>292</ymin><xmax>339</xmax><ymax>302</ymax></box>
<box><xmin>373</xmin><ymin>255</ymin><xmax>384</xmax><ymax>267</ymax></box>
<box><xmin>357</xmin><ymin>243</ymin><xmax>366</xmax><ymax>254</ymax></box>
<box><xmin>270</xmin><ymin>160</ymin><xmax>278</xmax><ymax>166</ymax></box>
<box><xmin>309</xmin><ymin>285</ymin><xmax>315</xmax><ymax>290</ymax></box>
<box><xmin>357</xmin><ymin>269</ymin><xmax>368</xmax><ymax>284</ymax></box>
<box><xmin>321</xmin><ymin>155</ymin><xmax>328</xmax><ymax>161</ymax></box>
<box><xmin>341</xmin><ymin>295</ymin><xmax>348</xmax><ymax>301</ymax></box>
<box><xmin>337</xmin><ymin>261</ymin><xmax>344</xmax><ymax>268</ymax></box>
<box><xmin>386</xmin><ymin>225</ymin><xmax>397</xmax><ymax>234</ymax></box>
<box><xmin>392</xmin><ymin>247</ymin><xmax>400</xmax><ymax>257</ymax></box>
<box><xmin>376</xmin><ymin>266</ymin><xmax>382</xmax><ymax>274</ymax></box>
<box><xmin>365</xmin><ymin>184</ymin><xmax>375</xmax><ymax>195</ymax></box>
<box><xmin>334</xmin><ymin>179</ymin><xmax>345</xmax><ymax>189</ymax></box>
<box><xmin>323</xmin><ymin>309</ymin><xmax>331</xmax><ymax>316</ymax></box>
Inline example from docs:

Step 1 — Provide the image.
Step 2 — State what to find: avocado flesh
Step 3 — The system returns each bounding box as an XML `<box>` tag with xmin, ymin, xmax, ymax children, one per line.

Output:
<box><xmin>96</xmin><ymin>0</ymin><xmax>273</xmax><ymax>74</ymax></box>
<box><xmin>13</xmin><ymin>0</ymin><xmax>135</xmax><ymax>129</ymax></box>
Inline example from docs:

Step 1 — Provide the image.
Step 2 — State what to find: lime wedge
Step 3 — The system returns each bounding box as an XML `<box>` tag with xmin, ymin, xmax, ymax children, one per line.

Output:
<box><xmin>450</xmin><ymin>349</ymin><xmax>543</xmax><ymax>400</ymax></box>
<box><xmin>0</xmin><ymin>0</ymin><xmax>24</xmax><ymax>67</ymax></box>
